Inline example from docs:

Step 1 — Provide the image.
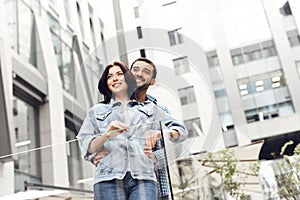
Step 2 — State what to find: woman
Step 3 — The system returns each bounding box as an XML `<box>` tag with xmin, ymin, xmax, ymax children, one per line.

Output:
<box><xmin>77</xmin><ymin>61</ymin><xmax>187</xmax><ymax>200</ymax></box>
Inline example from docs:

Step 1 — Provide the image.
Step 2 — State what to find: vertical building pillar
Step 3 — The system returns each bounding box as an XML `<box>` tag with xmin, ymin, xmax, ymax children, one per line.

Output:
<box><xmin>206</xmin><ymin>0</ymin><xmax>250</xmax><ymax>145</ymax></box>
<box><xmin>0</xmin><ymin>0</ymin><xmax>15</xmax><ymax>192</ymax></box>
<box><xmin>0</xmin><ymin>39</ymin><xmax>15</xmax><ymax>197</ymax></box>
<box><xmin>112</xmin><ymin>0</ymin><xmax>128</xmax><ymax>64</ymax></box>
<box><xmin>34</xmin><ymin>15</ymin><xmax>69</xmax><ymax>186</ymax></box>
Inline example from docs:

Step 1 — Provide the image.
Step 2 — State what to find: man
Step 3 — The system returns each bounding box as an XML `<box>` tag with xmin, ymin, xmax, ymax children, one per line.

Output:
<box><xmin>93</xmin><ymin>58</ymin><xmax>177</xmax><ymax>200</ymax></box>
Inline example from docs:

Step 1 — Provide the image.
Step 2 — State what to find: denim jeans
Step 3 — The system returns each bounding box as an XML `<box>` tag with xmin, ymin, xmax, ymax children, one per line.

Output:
<box><xmin>94</xmin><ymin>172</ymin><xmax>157</xmax><ymax>200</ymax></box>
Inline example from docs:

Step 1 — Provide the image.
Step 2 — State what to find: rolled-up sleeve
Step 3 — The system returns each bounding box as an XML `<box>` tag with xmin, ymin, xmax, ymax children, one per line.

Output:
<box><xmin>153</xmin><ymin>149</ymin><xmax>167</xmax><ymax>169</ymax></box>
<box><xmin>76</xmin><ymin>108</ymin><xmax>100</xmax><ymax>160</ymax></box>
<box><xmin>153</xmin><ymin>105</ymin><xmax>188</xmax><ymax>143</ymax></box>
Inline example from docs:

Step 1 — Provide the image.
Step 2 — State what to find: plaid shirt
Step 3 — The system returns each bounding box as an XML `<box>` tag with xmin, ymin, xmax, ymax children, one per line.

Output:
<box><xmin>146</xmin><ymin>94</ymin><xmax>170</xmax><ymax>197</ymax></box>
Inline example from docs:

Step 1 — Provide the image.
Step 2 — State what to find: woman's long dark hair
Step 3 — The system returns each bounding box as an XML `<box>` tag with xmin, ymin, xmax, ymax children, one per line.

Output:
<box><xmin>98</xmin><ymin>61</ymin><xmax>137</xmax><ymax>104</ymax></box>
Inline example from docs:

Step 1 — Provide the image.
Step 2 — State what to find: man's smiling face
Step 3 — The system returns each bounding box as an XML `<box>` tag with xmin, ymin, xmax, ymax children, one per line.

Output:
<box><xmin>131</xmin><ymin>61</ymin><xmax>155</xmax><ymax>90</ymax></box>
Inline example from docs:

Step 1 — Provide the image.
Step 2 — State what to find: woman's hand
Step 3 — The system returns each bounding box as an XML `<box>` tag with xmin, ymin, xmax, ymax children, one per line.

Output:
<box><xmin>104</xmin><ymin>120</ymin><xmax>128</xmax><ymax>139</ymax></box>
<box><xmin>88</xmin><ymin>121</ymin><xmax>128</xmax><ymax>154</ymax></box>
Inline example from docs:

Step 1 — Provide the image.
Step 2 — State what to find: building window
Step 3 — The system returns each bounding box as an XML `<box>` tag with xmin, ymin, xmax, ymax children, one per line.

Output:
<box><xmin>280</xmin><ymin>2</ymin><xmax>292</xmax><ymax>16</ymax></box>
<box><xmin>219</xmin><ymin>112</ymin><xmax>234</xmax><ymax>131</ymax></box>
<box><xmin>184</xmin><ymin>118</ymin><xmax>202</xmax><ymax>138</ymax></box>
<box><xmin>237</xmin><ymin>70</ymin><xmax>286</xmax><ymax>96</ymax></box>
<box><xmin>66</xmin><ymin>127</ymin><xmax>83</xmax><ymax>188</ymax></box>
<box><xmin>238</xmin><ymin>70</ymin><xmax>294</xmax><ymax>123</ymax></box>
<box><xmin>63</xmin><ymin>0</ymin><xmax>71</xmax><ymax>23</ymax></box>
<box><xmin>243</xmin><ymin>44</ymin><xmax>262</xmax><ymax>62</ymax></box>
<box><xmin>178</xmin><ymin>86</ymin><xmax>196</xmax><ymax>105</ymax></box>
<box><xmin>90</xmin><ymin>17</ymin><xmax>97</xmax><ymax>48</ymax></box>
<box><xmin>262</xmin><ymin>40</ymin><xmax>277</xmax><ymax>58</ymax></box>
<box><xmin>7</xmin><ymin>0</ymin><xmax>36</xmax><ymax>66</ymax></box>
<box><xmin>140</xmin><ymin>49</ymin><xmax>146</xmax><ymax>57</ymax></box>
<box><xmin>134</xmin><ymin>6</ymin><xmax>139</xmax><ymax>18</ymax></box>
<box><xmin>48</xmin><ymin>12</ymin><xmax>75</xmax><ymax>96</ymax></box>
<box><xmin>245</xmin><ymin>104</ymin><xmax>283</xmax><ymax>123</ymax></box>
<box><xmin>230</xmin><ymin>48</ymin><xmax>244</xmax><ymax>65</ymax></box>
<box><xmin>287</xmin><ymin>29</ymin><xmax>300</xmax><ymax>47</ymax></box>
<box><xmin>76</xmin><ymin>2</ymin><xmax>85</xmax><ymax>39</ymax></box>
<box><xmin>162</xmin><ymin>1</ymin><xmax>177</xmax><ymax>6</ymax></box>
<box><xmin>206</xmin><ymin>50</ymin><xmax>219</xmax><ymax>67</ymax></box>
<box><xmin>50</xmin><ymin>30</ymin><xmax>75</xmax><ymax>96</ymax></box>
<box><xmin>101</xmin><ymin>32</ymin><xmax>104</xmax><ymax>42</ymax></box>
<box><xmin>214</xmin><ymin>88</ymin><xmax>227</xmax><ymax>98</ymax></box>
<box><xmin>173</xmin><ymin>56</ymin><xmax>189</xmax><ymax>75</ymax></box>
<box><xmin>296</xmin><ymin>61</ymin><xmax>300</xmax><ymax>79</ymax></box>
<box><xmin>137</xmin><ymin>26</ymin><xmax>143</xmax><ymax>39</ymax></box>
<box><xmin>168</xmin><ymin>28</ymin><xmax>183</xmax><ymax>46</ymax></box>
<box><xmin>231</xmin><ymin>40</ymin><xmax>278</xmax><ymax>66</ymax></box>
<box><xmin>13</xmin><ymin>96</ymin><xmax>41</xmax><ymax>192</ymax></box>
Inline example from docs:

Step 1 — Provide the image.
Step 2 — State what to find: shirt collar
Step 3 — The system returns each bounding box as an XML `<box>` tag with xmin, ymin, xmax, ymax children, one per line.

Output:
<box><xmin>145</xmin><ymin>94</ymin><xmax>158</xmax><ymax>105</ymax></box>
<box><xmin>110</xmin><ymin>99</ymin><xmax>141</xmax><ymax>108</ymax></box>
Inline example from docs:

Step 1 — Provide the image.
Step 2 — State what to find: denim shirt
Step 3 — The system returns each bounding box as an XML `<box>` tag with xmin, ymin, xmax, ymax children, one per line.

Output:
<box><xmin>77</xmin><ymin>99</ymin><xmax>187</xmax><ymax>184</ymax></box>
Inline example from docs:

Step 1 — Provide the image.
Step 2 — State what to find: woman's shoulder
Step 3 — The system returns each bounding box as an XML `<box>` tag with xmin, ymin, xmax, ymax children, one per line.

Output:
<box><xmin>89</xmin><ymin>103</ymin><xmax>111</xmax><ymax>112</ymax></box>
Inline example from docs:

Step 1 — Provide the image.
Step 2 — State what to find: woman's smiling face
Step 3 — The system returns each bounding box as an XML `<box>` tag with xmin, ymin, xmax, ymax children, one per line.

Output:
<box><xmin>107</xmin><ymin>65</ymin><xmax>128</xmax><ymax>95</ymax></box>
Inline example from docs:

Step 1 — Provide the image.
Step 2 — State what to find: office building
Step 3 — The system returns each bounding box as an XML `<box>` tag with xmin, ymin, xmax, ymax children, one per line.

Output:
<box><xmin>1</xmin><ymin>0</ymin><xmax>300</xmax><ymax>199</ymax></box>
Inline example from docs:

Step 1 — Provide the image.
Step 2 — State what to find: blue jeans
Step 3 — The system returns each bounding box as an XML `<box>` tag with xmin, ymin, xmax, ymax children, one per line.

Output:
<box><xmin>94</xmin><ymin>172</ymin><xmax>157</xmax><ymax>200</ymax></box>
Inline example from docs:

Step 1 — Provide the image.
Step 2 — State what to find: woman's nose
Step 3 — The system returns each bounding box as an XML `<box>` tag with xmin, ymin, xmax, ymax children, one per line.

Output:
<box><xmin>112</xmin><ymin>74</ymin><xmax>118</xmax><ymax>81</ymax></box>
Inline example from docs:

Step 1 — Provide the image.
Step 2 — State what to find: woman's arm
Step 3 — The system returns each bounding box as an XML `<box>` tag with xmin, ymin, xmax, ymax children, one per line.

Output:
<box><xmin>88</xmin><ymin>120</ymin><xmax>128</xmax><ymax>153</ymax></box>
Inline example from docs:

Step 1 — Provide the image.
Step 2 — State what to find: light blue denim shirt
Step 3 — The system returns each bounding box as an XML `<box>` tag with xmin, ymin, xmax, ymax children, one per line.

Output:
<box><xmin>77</xmin><ymin>99</ymin><xmax>187</xmax><ymax>184</ymax></box>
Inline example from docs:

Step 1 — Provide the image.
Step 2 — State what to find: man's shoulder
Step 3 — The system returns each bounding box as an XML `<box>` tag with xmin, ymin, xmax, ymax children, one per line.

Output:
<box><xmin>145</xmin><ymin>94</ymin><xmax>170</xmax><ymax>114</ymax></box>
<box><xmin>146</xmin><ymin>94</ymin><xmax>158</xmax><ymax>104</ymax></box>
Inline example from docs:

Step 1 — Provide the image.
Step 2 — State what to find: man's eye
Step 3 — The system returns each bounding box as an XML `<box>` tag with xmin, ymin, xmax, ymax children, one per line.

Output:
<box><xmin>143</xmin><ymin>70</ymin><xmax>151</xmax><ymax>74</ymax></box>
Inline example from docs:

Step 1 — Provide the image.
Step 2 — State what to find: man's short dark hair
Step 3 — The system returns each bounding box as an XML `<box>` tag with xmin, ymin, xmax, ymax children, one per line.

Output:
<box><xmin>130</xmin><ymin>58</ymin><xmax>157</xmax><ymax>79</ymax></box>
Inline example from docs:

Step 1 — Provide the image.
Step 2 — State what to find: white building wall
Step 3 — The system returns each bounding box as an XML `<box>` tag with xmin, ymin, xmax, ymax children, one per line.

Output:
<box><xmin>115</xmin><ymin>0</ymin><xmax>226</xmax><ymax>153</ymax></box>
<box><xmin>263</xmin><ymin>0</ymin><xmax>300</xmax><ymax>112</ymax></box>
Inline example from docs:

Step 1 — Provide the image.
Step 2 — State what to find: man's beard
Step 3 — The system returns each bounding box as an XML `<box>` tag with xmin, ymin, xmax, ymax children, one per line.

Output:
<box><xmin>138</xmin><ymin>82</ymin><xmax>151</xmax><ymax>91</ymax></box>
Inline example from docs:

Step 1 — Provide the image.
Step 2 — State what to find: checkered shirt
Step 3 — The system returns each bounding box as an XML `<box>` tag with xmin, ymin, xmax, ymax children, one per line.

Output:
<box><xmin>146</xmin><ymin>94</ymin><xmax>170</xmax><ymax>198</ymax></box>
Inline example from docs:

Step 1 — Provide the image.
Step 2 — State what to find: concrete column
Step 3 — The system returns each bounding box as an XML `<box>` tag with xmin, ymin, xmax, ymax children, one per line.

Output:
<box><xmin>0</xmin><ymin>0</ymin><xmax>15</xmax><ymax>192</ymax></box>
<box><xmin>34</xmin><ymin>15</ymin><xmax>69</xmax><ymax>186</ymax></box>
<box><xmin>206</xmin><ymin>0</ymin><xmax>250</xmax><ymax>145</ymax></box>
<box><xmin>0</xmin><ymin>162</ymin><xmax>14</xmax><ymax>196</ymax></box>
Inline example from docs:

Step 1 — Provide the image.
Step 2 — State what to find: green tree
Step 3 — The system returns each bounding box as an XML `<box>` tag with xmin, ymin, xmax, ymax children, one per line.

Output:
<box><xmin>274</xmin><ymin>141</ymin><xmax>300</xmax><ymax>199</ymax></box>
<box><xmin>203</xmin><ymin>148</ymin><xmax>260</xmax><ymax>200</ymax></box>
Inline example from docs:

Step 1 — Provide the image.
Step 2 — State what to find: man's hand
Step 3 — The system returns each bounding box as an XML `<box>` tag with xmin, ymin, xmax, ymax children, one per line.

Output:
<box><xmin>92</xmin><ymin>148</ymin><xmax>110</xmax><ymax>166</ymax></box>
<box><xmin>145</xmin><ymin>130</ymin><xmax>161</xmax><ymax>148</ymax></box>
<box><xmin>168</xmin><ymin>129</ymin><xmax>179</xmax><ymax>139</ymax></box>
<box><xmin>144</xmin><ymin>146</ymin><xmax>157</xmax><ymax>164</ymax></box>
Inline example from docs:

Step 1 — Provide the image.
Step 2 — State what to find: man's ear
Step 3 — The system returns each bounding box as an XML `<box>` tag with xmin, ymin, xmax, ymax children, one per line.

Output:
<box><xmin>150</xmin><ymin>79</ymin><xmax>156</xmax><ymax>86</ymax></box>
